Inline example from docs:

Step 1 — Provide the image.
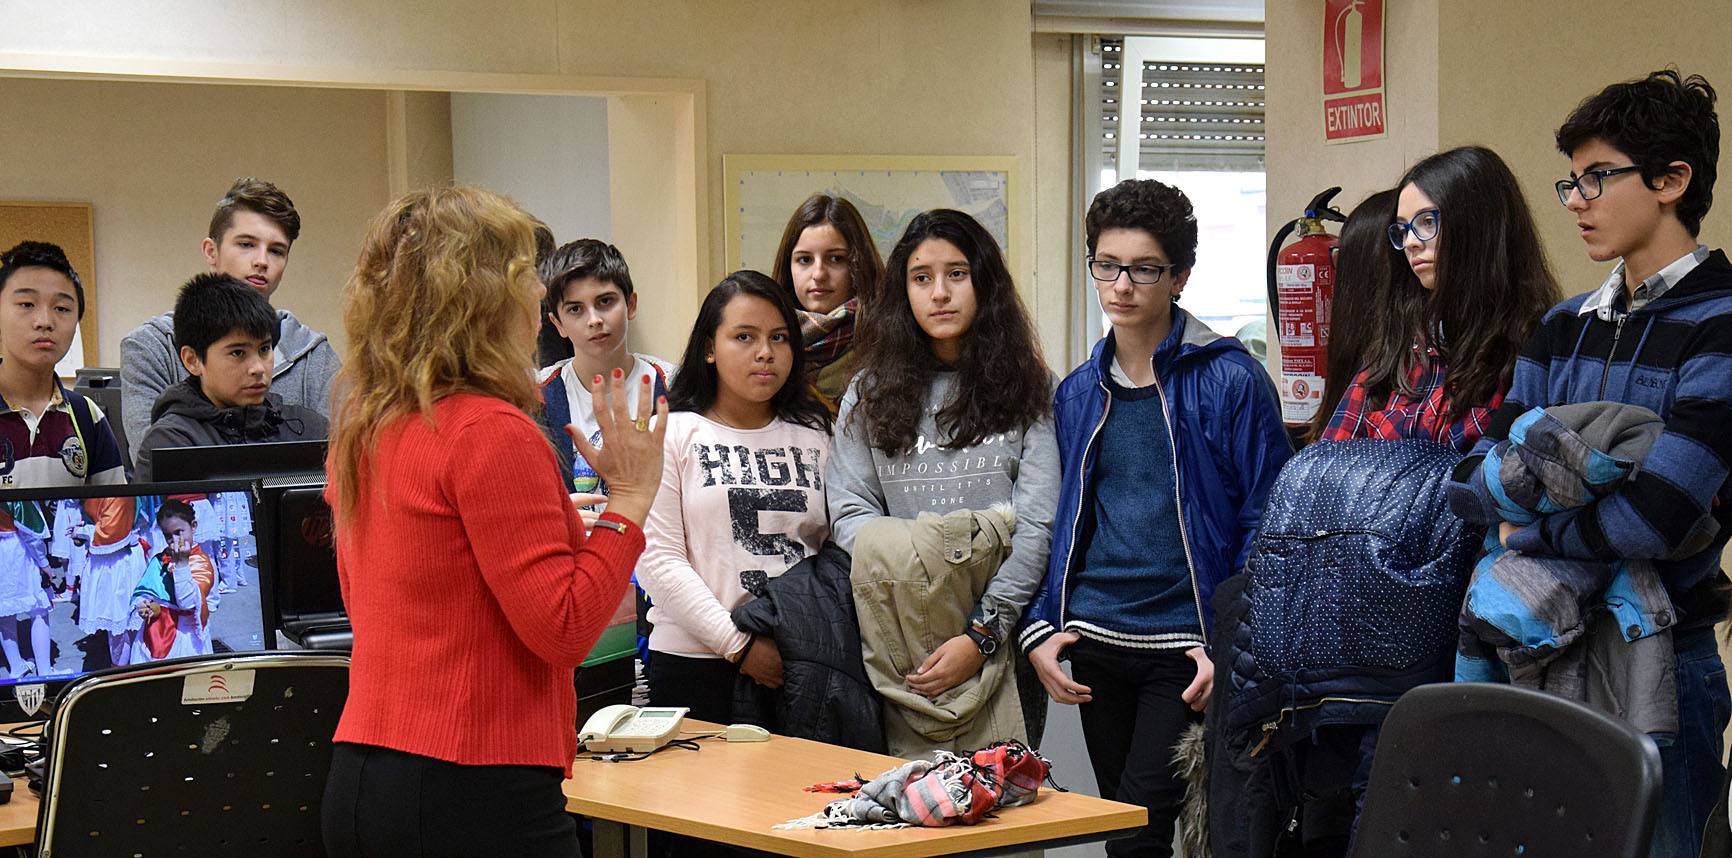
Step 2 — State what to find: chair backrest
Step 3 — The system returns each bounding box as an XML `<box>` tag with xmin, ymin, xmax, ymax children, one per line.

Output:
<box><xmin>1352</xmin><ymin>682</ymin><xmax>1661</xmax><ymax>858</ymax></box>
<box><xmin>37</xmin><ymin>651</ymin><xmax>350</xmax><ymax>857</ymax></box>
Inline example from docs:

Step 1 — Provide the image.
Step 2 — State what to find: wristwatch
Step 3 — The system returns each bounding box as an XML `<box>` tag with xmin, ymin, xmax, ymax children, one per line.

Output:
<box><xmin>965</xmin><ymin>621</ymin><xmax>999</xmax><ymax>657</ymax></box>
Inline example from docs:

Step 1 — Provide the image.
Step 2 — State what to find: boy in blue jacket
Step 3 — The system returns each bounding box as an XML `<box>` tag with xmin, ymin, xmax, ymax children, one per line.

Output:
<box><xmin>1459</xmin><ymin>70</ymin><xmax>1732</xmax><ymax>858</ymax></box>
<box><xmin>1021</xmin><ymin>179</ymin><xmax>1290</xmax><ymax>857</ymax></box>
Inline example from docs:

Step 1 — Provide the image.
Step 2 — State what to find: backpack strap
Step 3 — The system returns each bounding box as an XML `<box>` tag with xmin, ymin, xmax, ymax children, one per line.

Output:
<box><xmin>539</xmin><ymin>371</ymin><xmax>578</xmax><ymax>488</ymax></box>
<box><xmin>63</xmin><ymin>389</ymin><xmax>94</xmax><ymax>467</ymax></box>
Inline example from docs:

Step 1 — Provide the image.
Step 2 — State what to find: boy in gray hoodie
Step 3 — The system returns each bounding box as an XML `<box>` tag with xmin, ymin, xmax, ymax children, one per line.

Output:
<box><xmin>120</xmin><ymin>178</ymin><xmax>339</xmax><ymax>464</ymax></box>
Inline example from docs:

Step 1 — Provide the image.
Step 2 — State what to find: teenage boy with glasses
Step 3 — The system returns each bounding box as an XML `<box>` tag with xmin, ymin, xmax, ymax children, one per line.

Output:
<box><xmin>1022</xmin><ymin>178</ymin><xmax>1290</xmax><ymax>857</ymax></box>
<box><xmin>1458</xmin><ymin>69</ymin><xmax>1732</xmax><ymax>858</ymax></box>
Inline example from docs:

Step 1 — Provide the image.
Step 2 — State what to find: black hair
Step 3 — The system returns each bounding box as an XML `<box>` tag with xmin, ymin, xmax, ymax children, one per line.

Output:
<box><xmin>1309</xmin><ymin>188</ymin><xmax>1398</xmax><ymax>442</ymax></box>
<box><xmin>172</xmin><ymin>272</ymin><xmax>280</xmax><ymax>359</ymax></box>
<box><xmin>156</xmin><ymin>499</ymin><xmax>197</xmax><ymax>530</ymax></box>
<box><xmin>208</xmin><ymin>177</ymin><xmax>301</xmax><ymax>245</ymax></box>
<box><xmin>1556</xmin><ymin>69</ymin><xmax>1720</xmax><ymax>236</ymax></box>
<box><xmin>531</xmin><ymin>218</ymin><xmax>556</xmax><ymax>266</ymax></box>
<box><xmin>666</xmin><ymin>271</ymin><xmax>831</xmax><ymax>433</ymax></box>
<box><xmin>1085</xmin><ymin>178</ymin><xmax>1199</xmax><ymax>273</ymax></box>
<box><xmin>539</xmin><ymin>239</ymin><xmax>635</xmax><ymax>316</ymax></box>
<box><xmin>0</xmin><ymin>241</ymin><xmax>85</xmax><ymax>319</ymax></box>
<box><xmin>851</xmin><ymin>209</ymin><xmax>1050</xmax><ymax>456</ymax></box>
<box><xmin>1368</xmin><ymin>146</ymin><xmax>1558</xmax><ymax>420</ymax></box>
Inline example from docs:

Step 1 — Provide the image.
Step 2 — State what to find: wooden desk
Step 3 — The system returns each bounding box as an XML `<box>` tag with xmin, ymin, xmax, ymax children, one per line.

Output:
<box><xmin>0</xmin><ymin>787</ymin><xmax>34</xmax><ymax>847</ymax></box>
<box><xmin>564</xmin><ymin>722</ymin><xmax>1145</xmax><ymax>857</ymax></box>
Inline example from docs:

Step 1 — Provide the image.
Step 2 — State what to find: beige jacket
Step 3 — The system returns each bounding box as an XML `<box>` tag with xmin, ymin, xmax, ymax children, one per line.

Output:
<box><xmin>850</xmin><ymin>506</ymin><xmax>1027</xmax><ymax>758</ymax></box>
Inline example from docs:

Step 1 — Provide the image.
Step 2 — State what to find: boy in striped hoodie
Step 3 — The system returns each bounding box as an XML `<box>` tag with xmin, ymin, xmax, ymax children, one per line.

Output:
<box><xmin>1459</xmin><ymin>70</ymin><xmax>1731</xmax><ymax>858</ymax></box>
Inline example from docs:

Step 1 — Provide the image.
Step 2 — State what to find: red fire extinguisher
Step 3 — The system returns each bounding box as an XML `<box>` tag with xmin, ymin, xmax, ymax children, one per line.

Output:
<box><xmin>1266</xmin><ymin>188</ymin><xmax>1347</xmax><ymax>440</ymax></box>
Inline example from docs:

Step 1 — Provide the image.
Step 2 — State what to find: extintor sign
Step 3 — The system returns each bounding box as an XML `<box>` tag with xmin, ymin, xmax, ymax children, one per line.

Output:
<box><xmin>1323</xmin><ymin>0</ymin><xmax>1386</xmax><ymax>142</ymax></box>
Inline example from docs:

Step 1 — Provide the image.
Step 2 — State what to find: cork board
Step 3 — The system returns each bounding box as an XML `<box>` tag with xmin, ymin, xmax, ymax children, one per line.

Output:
<box><xmin>0</xmin><ymin>201</ymin><xmax>97</xmax><ymax>371</ymax></box>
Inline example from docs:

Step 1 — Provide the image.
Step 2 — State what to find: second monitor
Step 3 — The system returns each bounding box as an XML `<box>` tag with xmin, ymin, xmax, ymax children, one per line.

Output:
<box><xmin>151</xmin><ymin>440</ymin><xmax>328</xmax><ymax>483</ymax></box>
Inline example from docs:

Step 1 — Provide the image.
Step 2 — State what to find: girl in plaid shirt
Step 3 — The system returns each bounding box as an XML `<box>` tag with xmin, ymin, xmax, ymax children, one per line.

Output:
<box><xmin>1320</xmin><ymin>146</ymin><xmax>1559</xmax><ymax>452</ymax></box>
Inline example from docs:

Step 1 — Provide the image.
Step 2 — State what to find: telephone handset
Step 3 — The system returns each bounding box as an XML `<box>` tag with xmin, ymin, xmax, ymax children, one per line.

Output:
<box><xmin>578</xmin><ymin>704</ymin><xmax>688</xmax><ymax>753</ymax></box>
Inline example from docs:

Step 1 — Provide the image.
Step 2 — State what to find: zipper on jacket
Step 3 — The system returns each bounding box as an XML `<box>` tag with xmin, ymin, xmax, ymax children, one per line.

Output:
<box><xmin>1597</xmin><ymin>313</ymin><xmax>1629</xmax><ymax>399</ymax></box>
<box><xmin>1251</xmin><ymin>695</ymin><xmax>1395</xmax><ymax>757</ymax></box>
<box><xmin>1057</xmin><ymin>385</ymin><xmax>1114</xmax><ymax>630</ymax></box>
<box><xmin>1150</xmin><ymin>366</ymin><xmax>1209</xmax><ymax>638</ymax></box>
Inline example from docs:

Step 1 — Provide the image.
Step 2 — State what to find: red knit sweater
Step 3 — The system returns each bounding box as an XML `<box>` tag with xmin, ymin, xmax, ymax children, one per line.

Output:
<box><xmin>329</xmin><ymin>393</ymin><xmax>642</xmax><ymax>776</ymax></box>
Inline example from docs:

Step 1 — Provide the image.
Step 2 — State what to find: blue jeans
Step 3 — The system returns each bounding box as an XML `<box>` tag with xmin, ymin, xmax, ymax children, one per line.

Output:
<box><xmin>1653</xmin><ymin>627</ymin><xmax>1732</xmax><ymax>857</ymax></box>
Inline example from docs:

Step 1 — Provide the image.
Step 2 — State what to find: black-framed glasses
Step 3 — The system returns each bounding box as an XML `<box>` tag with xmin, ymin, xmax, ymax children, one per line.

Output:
<box><xmin>1387</xmin><ymin>209</ymin><xmax>1441</xmax><ymax>250</ymax></box>
<box><xmin>1555</xmin><ymin>165</ymin><xmax>1642</xmax><ymax>205</ymax></box>
<box><xmin>1087</xmin><ymin>258</ymin><xmax>1176</xmax><ymax>285</ymax></box>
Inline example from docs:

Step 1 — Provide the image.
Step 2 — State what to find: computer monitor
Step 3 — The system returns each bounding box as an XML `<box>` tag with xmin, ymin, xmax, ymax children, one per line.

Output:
<box><xmin>255</xmin><ymin>476</ymin><xmax>348</xmax><ymax>650</ymax></box>
<box><xmin>70</xmin><ymin>368</ymin><xmax>128</xmax><ymax>465</ymax></box>
<box><xmin>0</xmin><ymin>480</ymin><xmax>272</xmax><ymax>719</ymax></box>
<box><xmin>151</xmin><ymin>440</ymin><xmax>327</xmax><ymax>482</ymax></box>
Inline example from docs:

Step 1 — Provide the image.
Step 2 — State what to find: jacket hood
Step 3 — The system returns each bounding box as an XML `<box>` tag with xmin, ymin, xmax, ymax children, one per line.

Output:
<box><xmin>145</xmin><ymin>308</ymin><xmax>329</xmax><ymax>376</ymax></box>
<box><xmin>151</xmin><ymin>377</ymin><xmax>221</xmax><ymax>424</ymax></box>
<box><xmin>151</xmin><ymin>378</ymin><xmax>304</xmax><ymax>443</ymax></box>
<box><xmin>274</xmin><ymin>309</ymin><xmax>329</xmax><ymax>365</ymax></box>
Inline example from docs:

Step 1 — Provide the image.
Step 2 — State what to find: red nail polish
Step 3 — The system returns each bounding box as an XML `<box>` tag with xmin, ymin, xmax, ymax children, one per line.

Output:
<box><xmin>641</xmin><ymin>374</ymin><xmax>651</xmax><ymax>384</ymax></box>
<box><xmin>612</xmin><ymin>368</ymin><xmax>624</xmax><ymax>379</ymax></box>
<box><xmin>592</xmin><ymin>374</ymin><xmax>603</xmax><ymax>385</ymax></box>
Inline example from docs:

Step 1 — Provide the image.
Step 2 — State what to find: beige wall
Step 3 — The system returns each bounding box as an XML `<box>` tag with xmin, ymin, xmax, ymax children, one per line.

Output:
<box><xmin>1032</xmin><ymin>32</ymin><xmax>1080</xmax><ymax>364</ymax></box>
<box><xmin>1269</xmin><ymin>0</ymin><xmax>1732</xmax><ymax>296</ymax></box>
<box><xmin>1437</xmin><ymin>0</ymin><xmax>1732</xmax><ymax>295</ymax></box>
<box><xmin>0</xmin><ymin>77</ymin><xmax>390</xmax><ymax>364</ymax></box>
<box><xmin>1</xmin><ymin>0</ymin><xmax>1066</xmax><ymax>358</ymax></box>
<box><xmin>1265</xmin><ymin>0</ymin><xmax>1438</xmax><ymax>245</ymax></box>
<box><xmin>387</xmin><ymin>90</ymin><xmax>455</xmax><ymax>198</ymax></box>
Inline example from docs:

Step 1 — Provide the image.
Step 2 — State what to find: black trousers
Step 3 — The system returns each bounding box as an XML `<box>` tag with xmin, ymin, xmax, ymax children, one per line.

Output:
<box><xmin>646</xmin><ymin>650</ymin><xmax>740</xmax><ymax>724</ymax></box>
<box><xmin>1069</xmin><ymin>640</ymin><xmax>1203</xmax><ymax>858</ymax></box>
<box><xmin>322</xmin><ymin>742</ymin><xmax>580</xmax><ymax>858</ymax></box>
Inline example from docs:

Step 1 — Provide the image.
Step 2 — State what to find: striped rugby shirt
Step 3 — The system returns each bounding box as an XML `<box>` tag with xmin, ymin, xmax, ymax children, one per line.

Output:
<box><xmin>1464</xmin><ymin>246</ymin><xmax>1732</xmax><ymax>626</ymax></box>
<box><xmin>0</xmin><ymin>380</ymin><xmax>127</xmax><ymax>489</ymax></box>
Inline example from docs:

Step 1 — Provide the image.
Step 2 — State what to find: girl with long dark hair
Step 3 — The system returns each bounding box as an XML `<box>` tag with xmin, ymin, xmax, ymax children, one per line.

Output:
<box><xmin>637</xmin><ymin>270</ymin><xmax>833</xmax><ymax>723</ymax></box>
<box><xmin>1321</xmin><ymin>146</ymin><xmax>1560</xmax><ymax>451</ymax></box>
<box><xmin>770</xmin><ymin>194</ymin><xmax>884</xmax><ymax>415</ymax></box>
<box><xmin>1307</xmin><ymin>188</ymin><xmax>1399</xmax><ymax>443</ymax></box>
<box><xmin>827</xmin><ymin>209</ymin><xmax>1058</xmax><ymax>754</ymax></box>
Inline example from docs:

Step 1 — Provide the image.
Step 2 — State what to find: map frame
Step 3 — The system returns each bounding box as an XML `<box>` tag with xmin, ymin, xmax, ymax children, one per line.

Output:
<box><xmin>721</xmin><ymin>154</ymin><xmax>1020</xmax><ymax>280</ymax></box>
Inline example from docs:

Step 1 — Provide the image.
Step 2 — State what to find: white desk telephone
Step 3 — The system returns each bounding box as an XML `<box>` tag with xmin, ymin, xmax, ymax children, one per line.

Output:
<box><xmin>579</xmin><ymin>705</ymin><xmax>688</xmax><ymax>753</ymax></box>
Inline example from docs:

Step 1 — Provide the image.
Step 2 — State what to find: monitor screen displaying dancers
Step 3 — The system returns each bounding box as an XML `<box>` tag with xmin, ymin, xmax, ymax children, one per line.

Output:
<box><xmin>0</xmin><ymin>482</ymin><xmax>270</xmax><ymax>685</ymax></box>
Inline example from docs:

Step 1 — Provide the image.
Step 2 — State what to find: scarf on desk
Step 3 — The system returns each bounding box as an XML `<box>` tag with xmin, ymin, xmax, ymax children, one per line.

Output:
<box><xmin>775</xmin><ymin>740</ymin><xmax>1051</xmax><ymax>830</ymax></box>
<box><xmin>798</xmin><ymin>298</ymin><xmax>857</xmax><ymax>376</ymax></box>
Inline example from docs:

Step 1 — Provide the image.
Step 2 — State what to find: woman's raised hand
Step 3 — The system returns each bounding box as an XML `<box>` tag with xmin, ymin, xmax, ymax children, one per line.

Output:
<box><xmin>567</xmin><ymin>368</ymin><xmax>668</xmax><ymax>528</ymax></box>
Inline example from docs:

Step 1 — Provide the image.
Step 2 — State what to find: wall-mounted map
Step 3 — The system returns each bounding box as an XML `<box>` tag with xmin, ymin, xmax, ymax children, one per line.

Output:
<box><xmin>723</xmin><ymin>155</ymin><xmax>1017</xmax><ymax>276</ymax></box>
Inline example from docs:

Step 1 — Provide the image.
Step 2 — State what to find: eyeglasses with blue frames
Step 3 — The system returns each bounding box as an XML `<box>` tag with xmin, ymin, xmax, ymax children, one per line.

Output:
<box><xmin>1555</xmin><ymin>165</ymin><xmax>1643</xmax><ymax>205</ymax></box>
<box><xmin>1088</xmin><ymin>258</ymin><xmax>1177</xmax><ymax>285</ymax></box>
<box><xmin>1387</xmin><ymin>209</ymin><xmax>1441</xmax><ymax>250</ymax></box>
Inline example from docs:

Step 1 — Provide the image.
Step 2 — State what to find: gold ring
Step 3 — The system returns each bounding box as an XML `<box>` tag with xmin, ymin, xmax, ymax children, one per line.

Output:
<box><xmin>634</xmin><ymin>417</ymin><xmax>649</xmax><ymax>432</ymax></box>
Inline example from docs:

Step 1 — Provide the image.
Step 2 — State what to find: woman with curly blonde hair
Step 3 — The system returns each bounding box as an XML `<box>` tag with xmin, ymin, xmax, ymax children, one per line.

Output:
<box><xmin>320</xmin><ymin>186</ymin><xmax>666</xmax><ymax>858</ymax></box>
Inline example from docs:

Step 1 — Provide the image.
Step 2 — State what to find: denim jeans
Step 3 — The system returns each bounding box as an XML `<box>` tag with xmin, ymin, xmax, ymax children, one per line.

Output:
<box><xmin>1652</xmin><ymin>626</ymin><xmax>1732</xmax><ymax>858</ymax></box>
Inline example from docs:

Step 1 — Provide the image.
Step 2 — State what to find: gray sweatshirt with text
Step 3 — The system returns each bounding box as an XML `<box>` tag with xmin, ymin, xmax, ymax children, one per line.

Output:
<box><xmin>826</xmin><ymin>371</ymin><xmax>1059</xmax><ymax>644</ymax></box>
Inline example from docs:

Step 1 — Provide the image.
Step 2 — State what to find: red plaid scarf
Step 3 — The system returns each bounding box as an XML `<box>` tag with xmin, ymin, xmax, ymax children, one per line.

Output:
<box><xmin>798</xmin><ymin>298</ymin><xmax>857</xmax><ymax>375</ymax></box>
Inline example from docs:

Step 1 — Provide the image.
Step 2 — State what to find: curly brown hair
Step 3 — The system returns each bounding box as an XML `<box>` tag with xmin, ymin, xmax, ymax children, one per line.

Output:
<box><xmin>848</xmin><ymin>209</ymin><xmax>1049</xmax><ymax>456</ymax></box>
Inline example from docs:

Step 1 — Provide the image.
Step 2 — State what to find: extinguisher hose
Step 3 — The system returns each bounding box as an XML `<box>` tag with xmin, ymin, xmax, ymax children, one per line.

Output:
<box><xmin>1266</xmin><ymin>218</ymin><xmax>1301</xmax><ymax>327</ymax></box>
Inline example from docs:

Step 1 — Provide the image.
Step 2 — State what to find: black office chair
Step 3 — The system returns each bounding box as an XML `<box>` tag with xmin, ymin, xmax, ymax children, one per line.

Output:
<box><xmin>1351</xmin><ymin>682</ymin><xmax>1661</xmax><ymax>858</ymax></box>
<box><xmin>36</xmin><ymin>651</ymin><xmax>350</xmax><ymax>857</ymax></box>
